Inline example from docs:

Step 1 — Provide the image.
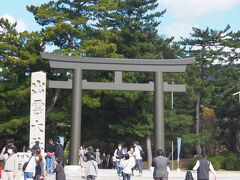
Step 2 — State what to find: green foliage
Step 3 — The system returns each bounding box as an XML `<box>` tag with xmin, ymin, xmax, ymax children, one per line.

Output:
<box><xmin>166</xmin><ymin>112</ymin><xmax>193</xmax><ymax>128</ymax></box>
<box><xmin>183</xmin><ymin>131</ymin><xmax>212</xmax><ymax>146</ymax></box>
<box><xmin>208</xmin><ymin>154</ymin><xmax>225</xmax><ymax>170</ymax></box>
<box><xmin>223</xmin><ymin>153</ymin><xmax>240</xmax><ymax>170</ymax></box>
<box><xmin>0</xmin><ymin>18</ymin><xmax>46</xmax><ymax>147</ymax></box>
<box><xmin>179</xmin><ymin>26</ymin><xmax>240</xmax><ymax>154</ymax></box>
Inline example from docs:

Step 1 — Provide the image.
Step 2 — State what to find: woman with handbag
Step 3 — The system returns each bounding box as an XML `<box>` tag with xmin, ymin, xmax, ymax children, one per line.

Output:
<box><xmin>23</xmin><ymin>149</ymin><xmax>36</xmax><ymax>180</ymax></box>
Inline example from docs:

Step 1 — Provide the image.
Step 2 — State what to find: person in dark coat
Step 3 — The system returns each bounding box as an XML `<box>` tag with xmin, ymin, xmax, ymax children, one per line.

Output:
<box><xmin>152</xmin><ymin>149</ymin><xmax>170</xmax><ymax>180</ymax></box>
<box><xmin>54</xmin><ymin>157</ymin><xmax>66</xmax><ymax>180</ymax></box>
<box><xmin>55</xmin><ymin>138</ymin><xmax>64</xmax><ymax>166</ymax></box>
<box><xmin>193</xmin><ymin>154</ymin><xmax>216</xmax><ymax>180</ymax></box>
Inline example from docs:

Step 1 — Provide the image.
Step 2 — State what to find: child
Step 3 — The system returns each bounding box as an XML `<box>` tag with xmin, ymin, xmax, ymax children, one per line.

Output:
<box><xmin>120</xmin><ymin>154</ymin><xmax>135</xmax><ymax>180</ymax></box>
<box><xmin>85</xmin><ymin>155</ymin><xmax>98</xmax><ymax>180</ymax></box>
<box><xmin>54</xmin><ymin>157</ymin><xmax>66</xmax><ymax>180</ymax></box>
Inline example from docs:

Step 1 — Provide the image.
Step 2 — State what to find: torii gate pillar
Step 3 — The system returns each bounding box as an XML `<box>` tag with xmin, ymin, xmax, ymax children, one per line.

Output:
<box><xmin>155</xmin><ymin>71</ymin><xmax>165</xmax><ymax>150</ymax></box>
<box><xmin>70</xmin><ymin>69</ymin><xmax>82</xmax><ymax>163</ymax></box>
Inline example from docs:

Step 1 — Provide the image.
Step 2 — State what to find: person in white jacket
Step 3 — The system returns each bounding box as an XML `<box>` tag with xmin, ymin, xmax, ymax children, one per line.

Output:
<box><xmin>23</xmin><ymin>149</ymin><xmax>36</xmax><ymax>180</ymax></box>
<box><xmin>0</xmin><ymin>146</ymin><xmax>18</xmax><ymax>180</ymax></box>
<box><xmin>133</xmin><ymin>141</ymin><xmax>143</xmax><ymax>176</ymax></box>
<box><xmin>128</xmin><ymin>148</ymin><xmax>136</xmax><ymax>176</ymax></box>
<box><xmin>120</xmin><ymin>154</ymin><xmax>135</xmax><ymax>180</ymax></box>
<box><xmin>85</xmin><ymin>157</ymin><xmax>98</xmax><ymax>180</ymax></box>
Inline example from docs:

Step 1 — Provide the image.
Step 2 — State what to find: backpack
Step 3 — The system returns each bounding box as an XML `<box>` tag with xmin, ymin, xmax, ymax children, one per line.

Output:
<box><xmin>138</xmin><ymin>147</ymin><xmax>145</xmax><ymax>158</ymax></box>
<box><xmin>185</xmin><ymin>170</ymin><xmax>194</xmax><ymax>180</ymax></box>
<box><xmin>116</xmin><ymin>149</ymin><xmax>123</xmax><ymax>159</ymax></box>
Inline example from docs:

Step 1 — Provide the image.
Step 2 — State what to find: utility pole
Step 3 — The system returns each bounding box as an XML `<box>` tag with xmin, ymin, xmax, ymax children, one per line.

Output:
<box><xmin>171</xmin><ymin>80</ymin><xmax>174</xmax><ymax>109</ymax></box>
<box><xmin>171</xmin><ymin>80</ymin><xmax>174</xmax><ymax>170</ymax></box>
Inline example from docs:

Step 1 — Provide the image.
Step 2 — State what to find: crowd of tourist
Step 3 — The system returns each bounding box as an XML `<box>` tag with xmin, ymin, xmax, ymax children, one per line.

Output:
<box><xmin>0</xmin><ymin>138</ymin><xmax>66</xmax><ymax>180</ymax></box>
<box><xmin>0</xmin><ymin>138</ymin><xmax>217</xmax><ymax>180</ymax></box>
<box><xmin>78</xmin><ymin>140</ymin><xmax>144</xmax><ymax>180</ymax></box>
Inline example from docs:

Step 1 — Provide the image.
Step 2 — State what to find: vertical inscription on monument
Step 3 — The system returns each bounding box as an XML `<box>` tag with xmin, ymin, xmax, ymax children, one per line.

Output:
<box><xmin>30</xmin><ymin>72</ymin><xmax>46</xmax><ymax>151</ymax></box>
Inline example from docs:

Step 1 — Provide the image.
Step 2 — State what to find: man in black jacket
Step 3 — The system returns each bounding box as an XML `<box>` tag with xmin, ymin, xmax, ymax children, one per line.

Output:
<box><xmin>55</xmin><ymin>138</ymin><xmax>64</xmax><ymax>166</ymax></box>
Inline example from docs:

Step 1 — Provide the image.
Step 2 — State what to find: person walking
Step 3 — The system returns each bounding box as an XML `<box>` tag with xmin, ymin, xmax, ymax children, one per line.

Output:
<box><xmin>133</xmin><ymin>141</ymin><xmax>143</xmax><ymax>176</ymax></box>
<box><xmin>152</xmin><ymin>149</ymin><xmax>170</xmax><ymax>180</ymax></box>
<box><xmin>85</xmin><ymin>155</ymin><xmax>98</xmax><ymax>180</ymax></box>
<box><xmin>0</xmin><ymin>145</ymin><xmax>18</xmax><ymax>180</ymax></box>
<box><xmin>95</xmin><ymin>149</ymin><xmax>101</xmax><ymax>168</ymax></box>
<box><xmin>193</xmin><ymin>153</ymin><xmax>216</xmax><ymax>180</ymax></box>
<box><xmin>45</xmin><ymin>139</ymin><xmax>55</xmax><ymax>174</ymax></box>
<box><xmin>120</xmin><ymin>154</ymin><xmax>135</xmax><ymax>180</ymax></box>
<box><xmin>128</xmin><ymin>147</ymin><xmax>136</xmax><ymax>176</ymax></box>
<box><xmin>54</xmin><ymin>157</ymin><xmax>66</xmax><ymax>180</ymax></box>
<box><xmin>55</xmin><ymin>138</ymin><xmax>64</xmax><ymax>166</ymax></box>
<box><xmin>23</xmin><ymin>149</ymin><xmax>36</xmax><ymax>180</ymax></box>
<box><xmin>34</xmin><ymin>154</ymin><xmax>44</xmax><ymax>180</ymax></box>
<box><xmin>101</xmin><ymin>153</ymin><xmax>107</xmax><ymax>168</ymax></box>
<box><xmin>78</xmin><ymin>146</ymin><xmax>85</xmax><ymax>168</ymax></box>
<box><xmin>114</xmin><ymin>144</ymin><xmax>123</xmax><ymax>176</ymax></box>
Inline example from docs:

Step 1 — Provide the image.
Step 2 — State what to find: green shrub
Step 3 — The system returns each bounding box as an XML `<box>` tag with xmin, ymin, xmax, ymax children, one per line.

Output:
<box><xmin>236</xmin><ymin>157</ymin><xmax>240</xmax><ymax>171</ymax></box>
<box><xmin>223</xmin><ymin>153</ymin><xmax>239</xmax><ymax>170</ymax></box>
<box><xmin>208</xmin><ymin>154</ymin><xmax>225</xmax><ymax>170</ymax></box>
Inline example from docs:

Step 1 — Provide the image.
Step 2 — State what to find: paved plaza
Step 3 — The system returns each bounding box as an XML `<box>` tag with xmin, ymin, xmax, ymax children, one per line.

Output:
<box><xmin>14</xmin><ymin>169</ymin><xmax>240</xmax><ymax>180</ymax></box>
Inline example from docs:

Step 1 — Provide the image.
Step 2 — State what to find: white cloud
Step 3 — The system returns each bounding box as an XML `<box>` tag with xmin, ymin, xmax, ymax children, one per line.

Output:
<box><xmin>160</xmin><ymin>0</ymin><xmax>240</xmax><ymax>20</ymax></box>
<box><xmin>163</xmin><ymin>21</ymin><xmax>198</xmax><ymax>39</ymax></box>
<box><xmin>159</xmin><ymin>0</ymin><xmax>240</xmax><ymax>39</ymax></box>
<box><xmin>0</xmin><ymin>14</ymin><xmax>27</xmax><ymax>32</ymax></box>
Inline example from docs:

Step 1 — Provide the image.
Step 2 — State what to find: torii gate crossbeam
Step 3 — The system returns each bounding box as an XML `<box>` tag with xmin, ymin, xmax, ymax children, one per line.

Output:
<box><xmin>41</xmin><ymin>52</ymin><xmax>194</xmax><ymax>165</ymax></box>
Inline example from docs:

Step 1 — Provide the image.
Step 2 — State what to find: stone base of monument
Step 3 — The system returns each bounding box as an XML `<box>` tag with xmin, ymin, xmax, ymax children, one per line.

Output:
<box><xmin>64</xmin><ymin>165</ymin><xmax>84</xmax><ymax>180</ymax></box>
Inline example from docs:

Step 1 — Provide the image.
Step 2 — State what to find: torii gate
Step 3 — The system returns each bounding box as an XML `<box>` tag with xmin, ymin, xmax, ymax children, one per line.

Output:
<box><xmin>41</xmin><ymin>52</ymin><xmax>194</xmax><ymax>165</ymax></box>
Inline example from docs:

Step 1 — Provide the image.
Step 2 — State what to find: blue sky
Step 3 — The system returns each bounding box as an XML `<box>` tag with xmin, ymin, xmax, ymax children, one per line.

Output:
<box><xmin>1</xmin><ymin>0</ymin><xmax>240</xmax><ymax>40</ymax></box>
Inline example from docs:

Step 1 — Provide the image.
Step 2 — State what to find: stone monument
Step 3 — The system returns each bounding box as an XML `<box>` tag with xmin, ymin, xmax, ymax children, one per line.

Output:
<box><xmin>29</xmin><ymin>71</ymin><xmax>46</xmax><ymax>152</ymax></box>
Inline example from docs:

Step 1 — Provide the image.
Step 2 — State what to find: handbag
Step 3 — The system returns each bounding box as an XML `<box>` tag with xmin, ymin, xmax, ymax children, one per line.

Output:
<box><xmin>22</xmin><ymin>156</ymin><xmax>32</xmax><ymax>171</ymax></box>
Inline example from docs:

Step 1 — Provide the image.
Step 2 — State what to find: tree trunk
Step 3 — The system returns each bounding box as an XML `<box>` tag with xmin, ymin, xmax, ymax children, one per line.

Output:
<box><xmin>47</xmin><ymin>88</ymin><xmax>61</xmax><ymax>112</ymax></box>
<box><xmin>235</xmin><ymin>113</ymin><xmax>240</xmax><ymax>153</ymax></box>
<box><xmin>195</xmin><ymin>91</ymin><xmax>202</xmax><ymax>155</ymax></box>
<box><xmin>146</xmin><ymin>136</ymin><xmax>152</xmax><ymax>170</ymax></box>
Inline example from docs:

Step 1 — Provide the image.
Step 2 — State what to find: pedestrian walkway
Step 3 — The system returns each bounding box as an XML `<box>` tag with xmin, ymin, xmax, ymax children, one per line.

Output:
<box><xmin>98</xmin><ymin>169</ymin><xmax>240</xmax><ymax>180</ymax></box>
<box><xmin>15</xmin><ymin>169</ymin><xmax>240</xmax><ymax>180</ymax></box>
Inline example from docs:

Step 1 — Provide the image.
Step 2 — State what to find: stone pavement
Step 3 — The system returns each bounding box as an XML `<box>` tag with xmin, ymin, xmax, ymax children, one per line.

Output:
<box><xmin>14</xmin><ymin>169</ymin><xmax>240</xmax><ymax>180</ymax></box>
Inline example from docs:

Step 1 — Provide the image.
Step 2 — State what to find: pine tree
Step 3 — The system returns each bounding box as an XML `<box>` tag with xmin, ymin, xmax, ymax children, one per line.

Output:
<box><xmin>0</xmin><ymin>18</ymin><xmax>45</xmax><ymax>147</ymax></box>
<box><xmin>180</xmin><ymin>26</ymin><xmax>234</xmax><ymax>155</ymax></box>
